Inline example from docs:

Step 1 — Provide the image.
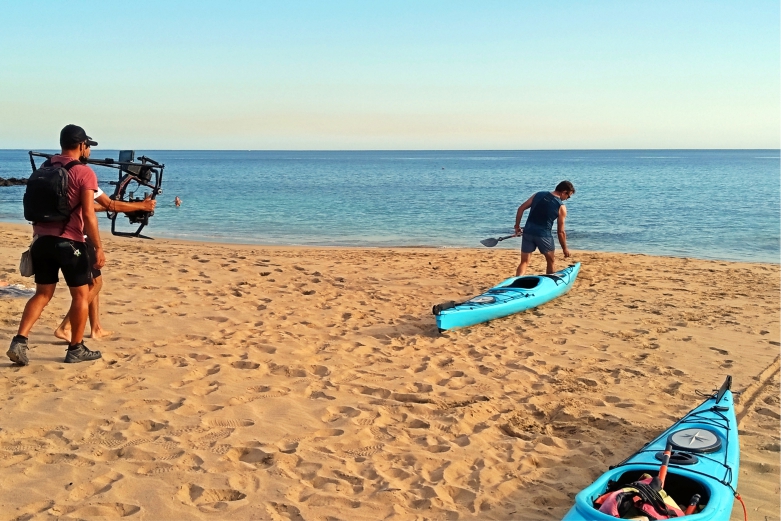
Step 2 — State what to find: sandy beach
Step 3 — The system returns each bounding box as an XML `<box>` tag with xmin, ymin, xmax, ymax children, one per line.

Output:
<box><xmin>0</xmin><ymin>222</ymin><xmax>778</xmax><ymax>521</ymax></box>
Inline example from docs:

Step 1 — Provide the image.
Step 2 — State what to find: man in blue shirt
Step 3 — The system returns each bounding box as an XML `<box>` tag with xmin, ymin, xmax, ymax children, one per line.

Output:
<box><xmin>513</xmin><ymin>181</ymin><xmax>575</xmax><ymax>276</ymax></box>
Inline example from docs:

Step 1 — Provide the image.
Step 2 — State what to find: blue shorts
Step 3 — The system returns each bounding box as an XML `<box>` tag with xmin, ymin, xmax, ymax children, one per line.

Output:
<box><xmin>521</xmin><ymin>234</ymin><xmax>555</xmax><ymax>254</ymax></box>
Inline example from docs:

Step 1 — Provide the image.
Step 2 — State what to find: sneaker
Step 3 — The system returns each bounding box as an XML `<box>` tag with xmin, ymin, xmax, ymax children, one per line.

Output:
<box><xmin>7</xmin><ymin>336</ymin><xmax>29</xmax><ymax>366</ymax></box>
<box><xmin>64</xmin><ymin>343</ymin><xmax>102</xmax><ymax>363</ymax></box>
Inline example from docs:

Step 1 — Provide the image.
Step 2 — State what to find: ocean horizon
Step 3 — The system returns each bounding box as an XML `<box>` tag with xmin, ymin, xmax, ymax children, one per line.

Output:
<box><xmin>1</xmin><ymin>149</ymin><xmax>778</xmax><ymax>264</ymax></box>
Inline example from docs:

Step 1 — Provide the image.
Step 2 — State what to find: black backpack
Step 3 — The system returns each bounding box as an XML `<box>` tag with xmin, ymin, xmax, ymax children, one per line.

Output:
<box><xmin>23</xmin><ymin>159</ymin><xmax>81</xmax><ymax>223</ymax></box>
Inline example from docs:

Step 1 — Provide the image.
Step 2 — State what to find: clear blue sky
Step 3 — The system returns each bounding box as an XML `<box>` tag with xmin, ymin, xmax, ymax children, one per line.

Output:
<box><xmin>1</xmin><ymin>1</ymin><xmax>778</xmax><ymax>149</ymax></box>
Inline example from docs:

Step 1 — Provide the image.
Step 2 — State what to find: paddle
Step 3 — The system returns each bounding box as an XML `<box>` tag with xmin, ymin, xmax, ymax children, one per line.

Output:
<box><xmin>480</xmin><ymin>234</ymin><xmax>518</xmax><ymax>247</ymax></box>
<box><xmin>658</xmin><ymin>442</ymin><xmax>673</xmax><ymax>487</ymax></box>
<box><xmin>684</xmin><ymin>494</ymin><xmax>701</xmax><ymax>515</ymax></box>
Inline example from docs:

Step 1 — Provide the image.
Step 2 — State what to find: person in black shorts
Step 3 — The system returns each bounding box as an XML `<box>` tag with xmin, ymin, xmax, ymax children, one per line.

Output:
<box><xmin>513</xmin><ymin>181</ymin><xmax>575</xmax><ymax>276</ymax></box>
<box><xmin>55</xmin><ymin>238</ymin><xmax>105</xmax><ymax>340</ymax></box>
<box><xmin>54</xmin><ymin>191</ymin><xmax>155</xmax><ymax>342</ymax></box>
<box><xmin>8</xmin><ymin>125</ymin><xmax>105</xmax><ymax>365</ymax></box>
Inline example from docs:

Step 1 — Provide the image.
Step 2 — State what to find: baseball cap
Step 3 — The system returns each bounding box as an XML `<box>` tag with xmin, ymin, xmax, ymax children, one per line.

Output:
<box><xmin>60</xmin><ymin>124</ymin><xmax>98</xmax><ymax>148</ymax></box>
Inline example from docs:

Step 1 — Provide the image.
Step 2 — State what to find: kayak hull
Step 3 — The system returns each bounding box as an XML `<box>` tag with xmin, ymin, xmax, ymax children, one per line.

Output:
<box><xmin>562</xmin><ymin>379</ymin><xmax>739</xmax><ymax>521</ymax></box>
<box><xmin>435</xmin><ymin>263</ymin><xmax>581</xmax><ymax>331</ymax></box>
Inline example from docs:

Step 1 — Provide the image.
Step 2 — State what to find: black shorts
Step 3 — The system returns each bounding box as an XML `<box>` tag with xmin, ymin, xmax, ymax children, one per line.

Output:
<box><xmin>85</xmin><ymin>239</ymin><xmax>102</xmax><ymax>279</ymax></box>
<box><xmin>31</xmin><ymin>235</ymin><xmax>91</xmax><ymax>287</ymax></box>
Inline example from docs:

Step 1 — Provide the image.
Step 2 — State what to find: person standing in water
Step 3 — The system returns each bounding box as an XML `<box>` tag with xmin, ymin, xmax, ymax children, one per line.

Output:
<box><xmin>513</xmin><ymin>181</ymin><xmax>575</xmax><ymax>276</ymax></box>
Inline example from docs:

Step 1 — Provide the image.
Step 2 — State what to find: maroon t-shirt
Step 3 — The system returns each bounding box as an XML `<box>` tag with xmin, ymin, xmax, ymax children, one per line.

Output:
<box><xmin>32</xmin><ymin>155</ymin><xmax>98</xmax><ymax>242</ymax></box>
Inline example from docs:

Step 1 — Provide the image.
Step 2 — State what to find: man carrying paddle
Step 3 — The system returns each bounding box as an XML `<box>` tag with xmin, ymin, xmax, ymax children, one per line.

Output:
<box><xmin>513</xmin><ymin>181</ymin><xmax>574</xmax><ymax>276</ymax></box>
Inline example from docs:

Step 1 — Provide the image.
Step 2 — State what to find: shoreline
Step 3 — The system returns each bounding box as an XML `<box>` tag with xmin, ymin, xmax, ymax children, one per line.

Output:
<box><xmin>0</xmin><ymin>220</ymin><xmax>777</xmax><ymax>265</ymax></box>
<box><xmin>0</xmin><ymin>222</ymin><xmax>778</xmax><ymax>520</ymax></box>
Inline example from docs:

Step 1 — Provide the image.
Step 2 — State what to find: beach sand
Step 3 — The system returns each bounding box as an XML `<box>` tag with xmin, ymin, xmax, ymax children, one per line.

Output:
<box><xmin>0</xmin><ymin>223</ymin><xmax>778</xmax><ymax>520</ymax></box>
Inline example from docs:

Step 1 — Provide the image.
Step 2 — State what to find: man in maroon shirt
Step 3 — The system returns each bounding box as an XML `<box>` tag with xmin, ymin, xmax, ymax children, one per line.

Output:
<box><xmin>8</xmin><ymin>125</ymin><xmax>105</xmax><ymax>365</ymax></box>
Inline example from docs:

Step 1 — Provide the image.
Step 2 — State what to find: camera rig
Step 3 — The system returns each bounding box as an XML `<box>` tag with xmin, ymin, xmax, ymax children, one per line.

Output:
<box><xmin>29</xmin><ymin>150</ymin><xmax>164</xmax><ymax>239</ymax></box>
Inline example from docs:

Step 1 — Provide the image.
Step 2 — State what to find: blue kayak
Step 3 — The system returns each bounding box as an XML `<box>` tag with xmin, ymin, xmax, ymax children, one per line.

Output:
<box><xmin>433</xmin><ymin>263</ymin><xmax>581</xmax><ymax>332</ymax></box>
<box><xmin>563</xmin><ymin>376</ymin><xmax>739</xmax><ymax>520</ymax></box>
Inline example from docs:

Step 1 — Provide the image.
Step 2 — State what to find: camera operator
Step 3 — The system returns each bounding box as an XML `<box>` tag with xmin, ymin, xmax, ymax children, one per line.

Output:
<box><xmin>54</xmin><ymin>190</ymin><xmax>155</xmax><ymax>342</ymax></box>
<box><xmin>8</xmin><ymin>125</ymin><xmax>104</xmax><ymax>365</ymax></box>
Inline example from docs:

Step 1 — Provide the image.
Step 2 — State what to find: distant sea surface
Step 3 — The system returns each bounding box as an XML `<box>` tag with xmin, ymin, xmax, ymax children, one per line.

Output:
<box><xmin>0</xmin><ymin>150</ymin><xmax>778</xmax><ymax>263</ymax></box>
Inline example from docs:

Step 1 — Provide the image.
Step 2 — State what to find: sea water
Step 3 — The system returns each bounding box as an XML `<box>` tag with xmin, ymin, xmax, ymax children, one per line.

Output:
<box><xmin>0</xmin><ymin>150</ymin><xmax>778</xmax><ymax>263</ymax></box>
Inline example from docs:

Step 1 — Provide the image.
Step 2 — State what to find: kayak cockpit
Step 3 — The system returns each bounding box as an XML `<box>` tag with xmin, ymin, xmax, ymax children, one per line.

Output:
<box><xmin>596</xmin><ymin>469</ymin><xmax>711</xmax><ymax>515</ymax></box>
<box><xmin>505</xmin><ymin>276</ymin><xmax>541</xmax><ymax>289</ymax></box>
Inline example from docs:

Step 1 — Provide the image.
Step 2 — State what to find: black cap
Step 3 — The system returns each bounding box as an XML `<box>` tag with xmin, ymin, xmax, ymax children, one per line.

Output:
<box><xmin>60</xmin><ymin>124</ymin><xmax>98</xmax><ymax>149</ymax></box>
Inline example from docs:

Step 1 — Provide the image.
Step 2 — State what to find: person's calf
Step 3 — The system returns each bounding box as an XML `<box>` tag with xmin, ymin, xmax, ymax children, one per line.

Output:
<box><xmin>66</xmin><ymin>286</ymin><xmax>91</xmax><ymax>345</ymax></box>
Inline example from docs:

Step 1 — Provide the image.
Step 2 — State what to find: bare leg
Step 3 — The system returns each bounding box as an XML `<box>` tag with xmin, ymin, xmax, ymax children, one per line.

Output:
<box><xmin>67</xmin><ymin>285</ymin><xmax>90</xmax><ymax>345</ymax></box>
<box><xmin>18</xmin><ymin>284</ymin><xmax>57</xmax><ymax>337</ymax></box>
<box><xmin>88</xmin><ymin>279</ymin><xmax>113</xmax><ymax>339</ymax></box>
<box><xmin>516</xmin><ymin>252</ymin><xmax>532</xmax><ymax>277</ymax></box>
<box><xmin>543</xmin><ymin>250</ymin><xmax>556</xmax><ymax>274</ymax></box>
<box><xmin>55</xmin><ymin>277</ymin><xmax>109</xmax><ymax>340</ymax></box>
<box><xmin>54</xmin><ymin>314</ymin><xmax>72</xmax><ymax>342</ymax></box>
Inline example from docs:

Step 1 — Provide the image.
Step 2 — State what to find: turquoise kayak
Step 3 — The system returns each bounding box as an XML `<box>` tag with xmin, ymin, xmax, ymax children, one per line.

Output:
<box><xmin>562</xmin><ymin>376</ymin><xmax>740</xmax><ymax>520</ymax></box>
<box><xmin>433</xmin><ymin>262</ymin><xmax>580</xmax><ymax>332</ymax></box>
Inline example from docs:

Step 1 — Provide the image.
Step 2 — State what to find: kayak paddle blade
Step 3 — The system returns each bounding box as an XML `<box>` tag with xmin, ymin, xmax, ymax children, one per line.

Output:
<box><xmin>481</xmin><ymin>234</ymin><xmax>516</xmax><ymax>247</ymax></box>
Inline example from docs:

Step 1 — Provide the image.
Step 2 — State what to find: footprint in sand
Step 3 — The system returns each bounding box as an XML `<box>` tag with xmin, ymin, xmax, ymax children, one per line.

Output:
<box><xmin>177</xmin><ymin>484</ymin><xmax>246</xmax><ymax>510</ymax></box>
<box><xmin>222</xmin><ymin>447</ymin><xmax>274</xmax><ymax>467</ymax></box>
<box><xmin>413</xmin><ymin>382</ymin><xmax>433</xmax><ymax>393</ymax></box>
<box><xmin>321</xmin><ymin>406</ymin><xmax>361</xmax><ymax>422</ymax></box>
<box><xmin>191</xmin><ymin>429</ymin><xmax>233</xmax><ymax>449</ymax></box>
<box><xmin>204</xmin><ymin>419</ymin><xmax>255</xmax><ymax>428</ymax></box>
<box><xmin>228</xmin><ymin>386</ymin><xmax>290</xmax><ymax>405</ymax></box>
<box><xmin>37</xmin><ymin>453</ymin><xmax>95</xmax><ymax>467</ymax></box>
<box><xmin>231</xmin><ymin>361</ymin><xmax>260</xmax><ymax>370</ymax></box>
<box><xmin>276</xmin><ymin>439</ymin><xmax>299</xmax><ymax>454</ymax></box>
<box><xmin>267</xmin><ymin>502</ymin><xmax>305</xmax><ymax>521</ymax></box>
<box><xmin>344</xmin><ymin>444</ymin><xmax>383</xmax><ymax>458</ymax></box>
<box><xmin>311</xmin><ymin>428</ymin><xmax>344</xmax><ymax>441</ymax></box>
<box><xmin>67</xmin><ymin>471</ymin><xmax>123</xmax><ymax>502</ymax></box>
<box><xmin>137</xmin><ymin>463</ymin><xmax>176</xmax><ymax>475</ymax></box>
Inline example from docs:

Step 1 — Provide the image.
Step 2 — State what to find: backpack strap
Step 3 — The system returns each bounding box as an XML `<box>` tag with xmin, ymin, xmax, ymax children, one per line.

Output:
<box><xmin>46</xmin><ymin>158</ymin><xmax>82</xmax><ymax>170</ymax></box>
<box><xmin>47</xmin><ymin>159</ymin><xmax>84</xmax><ymax>236</ymax></box>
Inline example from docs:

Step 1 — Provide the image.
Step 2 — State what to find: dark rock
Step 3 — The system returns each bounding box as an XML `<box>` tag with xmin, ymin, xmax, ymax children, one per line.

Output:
<box><xmin>0</xmin><ymin>177</ymin><xmax>28</xmax><ymax>186</ymax></box>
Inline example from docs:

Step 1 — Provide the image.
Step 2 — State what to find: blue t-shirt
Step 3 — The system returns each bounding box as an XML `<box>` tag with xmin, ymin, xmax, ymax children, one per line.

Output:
<box><xmin>523</xmin><ymin>191</ymin><xmax>562</xmax><ymax>237</ymax></box>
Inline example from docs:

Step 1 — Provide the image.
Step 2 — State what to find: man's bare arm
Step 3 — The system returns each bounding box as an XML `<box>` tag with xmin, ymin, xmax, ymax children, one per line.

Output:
<box><xmin>557</xmin><ymin>205</ymin><xmax>570</xmax><ymax>257</ymax></box>
<box><xmin>514</xmin><ymin>194</ymin><xmax>536</xmax><ymax>235</ymax></box>
<box><xmin>94</xmin><ymin>193</ymin><xmax>156</xmax><ymax>214</ymax></box>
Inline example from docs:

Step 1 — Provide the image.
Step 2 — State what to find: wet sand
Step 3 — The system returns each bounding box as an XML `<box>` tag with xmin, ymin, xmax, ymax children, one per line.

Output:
<box><xmin>0</xmin><ymin>223</ymin><xmax>778</xmax><ymax>520</ymax></box>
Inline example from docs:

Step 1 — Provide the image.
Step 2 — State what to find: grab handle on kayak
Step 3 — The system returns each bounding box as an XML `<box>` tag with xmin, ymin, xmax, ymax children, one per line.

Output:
<box><xmin>432</xmin><ymin>301</ymin><xmax>457</xmax><ymax>315</ymax></box>
<box><xmin>715</xmin><ymin>375</ymin><xmax>732</xmax><ymax>404</ymax></box>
